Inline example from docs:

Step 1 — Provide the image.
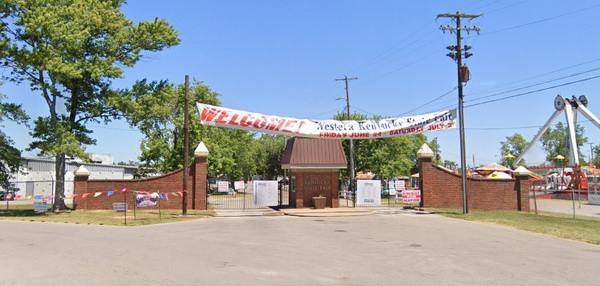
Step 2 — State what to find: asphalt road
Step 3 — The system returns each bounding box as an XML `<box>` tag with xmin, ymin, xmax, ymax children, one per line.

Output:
<box><xmin>2</xmin><ymin>211</ymin><xmax>599</xmax><ymax>286</ymax></box>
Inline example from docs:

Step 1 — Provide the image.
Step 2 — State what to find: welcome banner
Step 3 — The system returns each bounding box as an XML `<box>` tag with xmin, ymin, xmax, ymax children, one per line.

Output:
<box><xmin>197</xmin><ymin>103</ymin><xmax>456</xmax><ymax>139</ymax></box>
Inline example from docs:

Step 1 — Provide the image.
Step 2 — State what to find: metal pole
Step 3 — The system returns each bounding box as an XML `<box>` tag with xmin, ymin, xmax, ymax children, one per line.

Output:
<box><xmin>182</xmin><ymin>75</ymin><xmax>190</xmax><ymax>215</ymax></box>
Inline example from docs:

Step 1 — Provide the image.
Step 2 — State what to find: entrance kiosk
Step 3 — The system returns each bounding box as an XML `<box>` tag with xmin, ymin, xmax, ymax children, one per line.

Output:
<box><xmin>281</xmin><ymin>138</ymin><xmax>347</xmax><ymax>208</ymax></box>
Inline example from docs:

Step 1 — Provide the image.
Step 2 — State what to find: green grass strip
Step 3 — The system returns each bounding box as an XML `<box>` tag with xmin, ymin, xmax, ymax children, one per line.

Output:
<box><xmin>431</xmin><ymin>208</ymin><xmax>600</xmax><ymax>245</ymax></box>
<box><xmin>0</xmin><ymin>204</ymin><xmax>214</xmax><ymax>226</ymax></box>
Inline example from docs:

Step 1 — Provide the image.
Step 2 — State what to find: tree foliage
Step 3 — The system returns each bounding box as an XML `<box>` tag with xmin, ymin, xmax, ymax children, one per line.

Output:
<box><xmin>540</xmin><ymin>122</ymin><xmax>587</xmax><ymax>164</ymax></box>
<box><xmin>499</xmin><ymin>133</ymin><xmax>528</xmax><ymax>166</ymax></box>
<box><xmin>0</xmin><ymin>0</ymin><xmax>180</xmax><ymax>210</ymax></box>
<box><xmin>0</xmin><ymin>93</ymin><xmax>28</xmax><ymax>191</ymax></box>
<box><xmin>254</xmin><ymin>134</ymin><xmax>287</xmax><ymax>179</ymax></box>
<box><xmin>118</xmin><ymin>79</ymin><xmax>263</xmax><ymax>181</ymax></box>
<box><xmin>332</xmin><ymin>111</ymin><xmax>441</xmax><ymax>179</ymax></box>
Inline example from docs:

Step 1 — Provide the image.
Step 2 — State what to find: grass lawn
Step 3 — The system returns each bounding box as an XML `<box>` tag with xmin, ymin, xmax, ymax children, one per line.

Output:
<box><xmin>431</xmin><ymin>208</ymin><xmax>600</xmax><ymax>245</ymax></box>
<box><xmin>0</xmin><ymin>203</ymin><xmax>214</xmax><ymax>226</ymax></box>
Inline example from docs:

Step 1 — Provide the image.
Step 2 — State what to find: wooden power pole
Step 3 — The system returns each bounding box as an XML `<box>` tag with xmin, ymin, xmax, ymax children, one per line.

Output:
<box><xmin>437</xmin><ymin>11</ymin><xmax>481</xmax><ymax>214</ymax></box>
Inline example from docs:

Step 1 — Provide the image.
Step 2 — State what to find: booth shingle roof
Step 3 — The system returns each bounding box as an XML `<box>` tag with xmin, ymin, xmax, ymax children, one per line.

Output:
<box><xmin>281</xmin><ymin>137</ymin><xmax>347</xmax><ymax>169</ymax></box>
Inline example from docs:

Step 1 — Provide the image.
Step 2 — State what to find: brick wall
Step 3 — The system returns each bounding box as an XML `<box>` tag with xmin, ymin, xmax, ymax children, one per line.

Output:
<box><xmin>73</xmin><ymin>157</ymin><xmax>207</xmax><ymax>210</ymax></box>
<box><xmin>290</xmin><ymin>171</ymin><xmax>339</xmax><ymax>208</ymax></box>
<box><xmin>420</xmin><ymin>157</ymin><xmax>530</xmax><ymax>212</ymax></box>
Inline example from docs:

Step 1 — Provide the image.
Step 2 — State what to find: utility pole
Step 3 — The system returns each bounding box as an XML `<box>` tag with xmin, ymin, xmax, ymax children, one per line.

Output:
<box><xmin>182</xmin><ymin>75</ymin><xmax>190</xmax><ymax>215</ymax></box>
<box><xmin>336</xmin><ymin>76</ymin><xmax>358</xmax><ymax>207</ymax></box>
<box><xmin>437</xmin><ymin>11</ymin><xmax>481</xmax><ymax>215</ymax></box>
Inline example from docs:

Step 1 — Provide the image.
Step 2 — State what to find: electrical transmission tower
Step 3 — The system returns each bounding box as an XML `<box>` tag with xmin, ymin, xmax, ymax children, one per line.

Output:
<box><xmin>437</xmin><ymin>11</ymin><xmax>481</xmax><ymax>214</ymax></box>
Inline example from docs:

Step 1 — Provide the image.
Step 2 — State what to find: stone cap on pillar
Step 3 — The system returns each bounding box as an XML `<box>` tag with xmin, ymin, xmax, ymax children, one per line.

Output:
<box><xmin>194</xmin><ymin>141</ymin><xmax>209</xmax><ymax>157</ymax></box>
<box><xmin>74</xmin><ymin>165</ymin><xmax>90</xmax><ymax>177</ymax></box>
<box><xmin>417</xmin><ymin>144</ymin><xmax>434</xmax><ymax>159</ymax></box>
<box><xmin>512</xmin><ymin>166</ymin><xmax>532</xmax><ymax>177</ymax></box>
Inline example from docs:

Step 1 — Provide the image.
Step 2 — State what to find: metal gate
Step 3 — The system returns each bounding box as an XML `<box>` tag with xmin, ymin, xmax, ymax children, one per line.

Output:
<box><xmin>207</xmin><ymin>180</ymin><xmax>289</xmax><ymax>210</ymax></box>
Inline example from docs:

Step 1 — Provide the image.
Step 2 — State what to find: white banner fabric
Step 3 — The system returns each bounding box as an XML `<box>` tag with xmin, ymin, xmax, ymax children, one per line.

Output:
<box><xmin>197</xmin><ymin>103</ymin><xmax>456</xmax><ymax>139</ymax></box>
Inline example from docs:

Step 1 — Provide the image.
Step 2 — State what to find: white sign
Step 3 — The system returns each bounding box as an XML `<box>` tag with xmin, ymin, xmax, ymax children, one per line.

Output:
<box><xmin>589</xmin><ymin>193</ymin><xmax>600</xmax><ymax>205</ymax></box>
<box><xmin>33</xmin><ymin>201</ymin><xmax>48</xmax><ymax>212</ymax></box>
<box><xmin>234</xmin><ymin>181</ymin><xmax>245</xmax><ymax>190</ymax></box>
<box><xmin>402</xmin><ymin>190</ymin><xmax>421</xmax><ymax>203</ymax></box>
<box><xmin>357</xmin><ymin>180</ymin><xmax>381</xmax><ymax>205</ymax></box>
<box><xmin>198</xmin><ymin>103</ymin><xmax>456</xmax><ymax>139</ymax></box>
<box><xmin>113</xmin><ymin>202</ymin><xmax>127</xmax><ymax>213</ymax></box>
<box><xmin>217</xmin><ymin>181</ymin><xmax>229</xmax><ymax>193</ymax></box>
<box><xmin>395</xmin><ymin>180</ymin><xmax>406</xmax><ymax>191</ymax></box>
<box><xmin>253</xmin><ymin>181</ymin><xmax>278</xmax><ymax>206</ymax></box>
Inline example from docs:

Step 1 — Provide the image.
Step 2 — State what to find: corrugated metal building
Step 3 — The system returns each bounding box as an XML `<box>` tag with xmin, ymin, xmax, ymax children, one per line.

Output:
<box><xmin>7</xmin><ymin>157</ymin><xmax>142</xmax><ymax>198</ymax></box>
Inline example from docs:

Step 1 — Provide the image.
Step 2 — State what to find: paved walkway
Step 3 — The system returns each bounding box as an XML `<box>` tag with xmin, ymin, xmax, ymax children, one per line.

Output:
<box><xmin>532</xmin><ymin>198</ymin><xmax>600</xmax><ymax>218</ymax></box>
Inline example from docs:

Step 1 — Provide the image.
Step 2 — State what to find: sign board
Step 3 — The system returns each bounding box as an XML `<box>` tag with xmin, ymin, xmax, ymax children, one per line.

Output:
<box><xmin>136</xmin><ymin>194</ymin><xmax>157</xmax><ymax>208</ymax></box>
<box><xmin>113</xmin><ymin>202</ymin><xmax>127</xmax><ymax>213</ymax></box>
<box><xmin>33</xmin><ymin>201</ymin><xmax>48</xmax><ymax>212</ymax></box>
<box><xmin>197</xmin><ymin>103</ymin><xmax>456</xmax><ymax>139</ymax></box>
<box><xmin>402</xmin><ymin>190</ymin><xmax>421</xmax><ymax>203</ymax></box>
<box><xmin>356</xmin><ymin>180</ymin><xmax>381</xmax><ymax>205</ymax></box>
<box><xmin>234</xmin><ymin>181</ymin><xmax>245</xmax><ymax>190</ymax></box>
<box><xmin>589</xmin><ymin>193</ymin><xmax>600</xmax><ymax>205</ymax></box>
<box><xmin>253</xmin><ymin>181</ymin><xmax>278</xmax><ymax>206</ymax></box>
<box><xmin>395</xmin><ymin>180</ymin><xmax>406</xmax><ymax>191</ymax></box>
<box><xmin>217</xmin><ymin>181</ymin><xmax>229</xmax><ymax>193</ymax></box>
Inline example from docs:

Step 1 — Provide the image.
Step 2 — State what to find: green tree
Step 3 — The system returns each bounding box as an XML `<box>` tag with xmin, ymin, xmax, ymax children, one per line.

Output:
<box><xmin>442</xmin><ymin>160</ymin><xmax>458</xmax><ymax>169</ymax></box>
<box><xmin>117</xmin><ymin>79</ymin><xmax>220</xmax><ymax>173</ymax></box>
<box><xmin>333</xmin><ymin>111</ymin><xmax>440</xmax><ymax>179</ymax></box>
<box><xmin>593</xmin><ymin>145</ymin><xmax>600</xmax><ymax>167</ymax></box>
<box><xmin>499</xmin><ymin>133</ymin><xmax>528</xmax><ymax>167</ymax></box>
<box><xmin>0</xmin><ymin>0</ymin><xmax>180</xmax><ymax>210</ymax></box>
<box><xmin>119</xmin><ymin>79</ymin><xmax>259</xmax><ymax>181</ymax></box>
<box><xmin>540</xmin><ymin>122</ymin><xmax>587</xmax><ymax>165</ymax></box>
<box><xmin>254</xmin><ymin>134</ymin><xmax>286</xmax><ymax>179</ymax></box>
<box><xmin>0</xmin><ymin>93</ymin><xmax>29</xmax><ymax>192</ymax></box>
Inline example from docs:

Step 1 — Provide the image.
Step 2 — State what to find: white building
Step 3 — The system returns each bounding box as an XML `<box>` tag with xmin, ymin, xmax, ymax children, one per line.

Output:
<box><xmin>8</xmin><ymin>156</ymin><xmax>142</xmax><ymax>198</ymax></box>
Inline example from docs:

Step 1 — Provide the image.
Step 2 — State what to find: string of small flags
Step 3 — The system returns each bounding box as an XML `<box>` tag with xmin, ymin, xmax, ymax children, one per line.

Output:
<box><xmin>4</xmin><ymin>189</ymin><xmax>187</xmax><ymax>201</ymax></box>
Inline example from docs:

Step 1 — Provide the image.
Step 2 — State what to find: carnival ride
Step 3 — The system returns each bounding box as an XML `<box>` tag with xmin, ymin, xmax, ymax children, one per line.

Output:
<box><xmin>514</xmin><ymin>95</ymin><xmax>600</xmax><ymax>167</ymax></box>
<box><xmin>513</xmin><ymin>95</ymin><xmax>600</xmax><ymax>193</ymax></box>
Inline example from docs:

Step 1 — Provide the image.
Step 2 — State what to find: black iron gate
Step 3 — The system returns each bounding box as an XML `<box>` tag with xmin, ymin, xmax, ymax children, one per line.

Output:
<box><xmin>207</xmin><ymin>180</ymin><xmax>289</xmax><ymax>210</ymax></box>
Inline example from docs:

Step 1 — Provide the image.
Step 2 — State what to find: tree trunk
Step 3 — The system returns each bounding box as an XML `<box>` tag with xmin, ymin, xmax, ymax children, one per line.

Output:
<box><xmin>52</xmin><ymin>153</ymin><xmax>68</xmax><ymax>211</ymax></box>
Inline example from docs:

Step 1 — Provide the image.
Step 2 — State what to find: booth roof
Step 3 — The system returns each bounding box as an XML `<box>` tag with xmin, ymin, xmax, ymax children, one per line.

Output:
<box><xmin>281</xmin><ymin>137</ymin><xmax>347</xmax><ymax>169</ymax></box>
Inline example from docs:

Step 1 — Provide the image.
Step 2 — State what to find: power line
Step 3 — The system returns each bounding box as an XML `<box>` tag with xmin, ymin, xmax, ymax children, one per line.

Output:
<box><xmin>467</xmin><ymin>57</ymin><xmax>600</xmax><ymax>95</ymax></box>
<box><xmin>484</xmin><ymin>3</ymin><xmax>600</xmax><ymax>35</ymax></box>
<box><xmin>466</xmin><ymin>67</ymin><xmax>600</xmax><ymax>104</ymax></box>
<box><xmin>465</xmin><ymin>74</ymin><xmax>600</xmax><ymax>108</ymax></box>
<box><xmin>394</xmin><ymin>86</ymin><xmax>457</xmax><ymax>117</ymax></box>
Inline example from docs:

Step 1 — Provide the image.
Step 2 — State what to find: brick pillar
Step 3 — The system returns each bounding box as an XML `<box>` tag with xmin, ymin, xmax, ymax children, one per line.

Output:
<box><xmin>192</xmin><ymin>142</ymin><xmax>209</xmax><ymax>210</ymax></box>
<box><xmin>73</xmin><ymin>165</ymin><xmax>90</xmax><ymax>210</ymax></box>
<box><xmin>513</xmin><ymin>166</ymin><xmax>532</xmax><ymax>212</ymax></box>
<box><xmin>417</xmin><ymin>144</ymin><xmax>434</xmax><ymax>208</ymax></box>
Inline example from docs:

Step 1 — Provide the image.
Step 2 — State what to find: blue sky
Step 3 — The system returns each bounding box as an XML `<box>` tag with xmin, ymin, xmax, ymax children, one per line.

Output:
<box><xmin>2</xmin><ymin>0</ymin><xmax>600</xmax><ymax>167</ymax></box>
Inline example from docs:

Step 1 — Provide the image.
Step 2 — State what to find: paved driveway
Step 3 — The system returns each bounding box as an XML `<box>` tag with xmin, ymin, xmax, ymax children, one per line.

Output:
<box><xmin>1</xmin><ymin>211</ymin><xmax>599</xmax><ymax>285</ymax></box>
<box><xmin>533</xmin><ymin>198</ymin><xmax>600</xmax><ymax>218</ymax></box>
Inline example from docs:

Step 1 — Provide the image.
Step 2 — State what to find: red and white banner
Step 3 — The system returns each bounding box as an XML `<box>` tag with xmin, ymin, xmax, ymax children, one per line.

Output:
<box><xmin>402</xmin><ymin>190</ymin><xmax>421</xmax><ymax>203</ymax></box>
<box><xmin>197</xmin><ymin>103</ymin><xmax>456</xmax><ymax>139</ymax></box>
